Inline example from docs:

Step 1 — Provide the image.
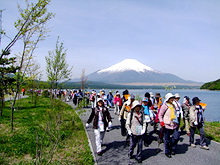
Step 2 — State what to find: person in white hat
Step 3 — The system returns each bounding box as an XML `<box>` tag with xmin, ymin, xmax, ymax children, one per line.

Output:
<box><xmin>119</xmin><ymin>94</ymin><xmax>135</xmax><ymax>145</ymax></box>
<box><xmin>180</xmin><ymin>96</ymin><xmax>191</xmax><ymax>136</ymax></box>
<box><xmin>126</xmin><ymin>100</ymin><xmax>146</xmax><ymax>163</ymax></box>
<box><xmin>90</xmin><ymin>90</ymin><xmax>96</xmax><ymax>108</ymax></box>
<box><xmin>86</xmin><ymin>98</ymin><xmax>112</xmax><ymax>156</ymax></box>
<box><xmin>173</xmin><ymin>93</ymin><xmax>183</xmax><ymax>128</ymax></box>
<box><xmin>113</xmin><ymin>92</ymin><xmax>122</xmax><ymax>115</ymax></box>
<box><xmin>158</xmin><ymin>93</ymin><xmax>179</xmax><ymax>158</ymax></box>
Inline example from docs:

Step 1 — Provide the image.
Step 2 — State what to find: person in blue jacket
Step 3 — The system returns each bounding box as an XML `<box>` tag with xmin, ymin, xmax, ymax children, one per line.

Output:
<box><xmin>141</xmin><ymin>97</ymin><xmax>154</xmax><ymax>147</ymax></box>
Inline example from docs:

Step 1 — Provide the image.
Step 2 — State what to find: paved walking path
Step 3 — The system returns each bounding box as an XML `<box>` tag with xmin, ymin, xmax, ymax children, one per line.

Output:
<box><xmin>4</xmin><ymin>94</ymin><xmax>29</xmax><ymax>101</ymax></box>
<box><xmin>66</xmin><ymin>102</ymin><xmax>220</xmax><ymax>165</ymax></box>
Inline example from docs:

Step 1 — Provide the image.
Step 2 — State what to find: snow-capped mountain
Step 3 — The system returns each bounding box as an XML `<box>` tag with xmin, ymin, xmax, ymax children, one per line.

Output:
<box><xmin>97</xmin><ymin>59</ymin><xmax>159</xmax><ymax>74</ymax></box>
<box><xmin>84</xmin><ymin>59</ymin><xmax>193</xmax><ymax>84</ymax></box>
<box><xmin>70</xmin><ymin>59</ymin><xmax>199</xmax><ymax>85</ymax></box>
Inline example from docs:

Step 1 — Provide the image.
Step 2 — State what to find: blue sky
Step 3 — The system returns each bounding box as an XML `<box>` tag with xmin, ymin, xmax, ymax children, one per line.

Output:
<box><xmin>1</xmin><ymin>0</ymin><xmax>220</xmax><ymax>82</ymax></box>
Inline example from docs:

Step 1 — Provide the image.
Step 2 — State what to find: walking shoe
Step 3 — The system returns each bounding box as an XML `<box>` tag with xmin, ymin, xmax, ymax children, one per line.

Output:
<box><xmin>190</xmin><ymin>144</ymin><xmax>196</xmax><ymax>148</ymax></box>
<box><xmin>128</xmin><ymin>154</ymin><xmax>134</xmax><ymax>159</ymax></box>
<box><xmin>165</xmin><ymin>153</ymin><xmax>172</xmax><ymax>158</ymax></box>
<box><xmin>135</xmin><ymin>158</ymin><xmax>142</xmax><ymax>163</ymax></box>
<box><xmin>200</xmin><ymin>145</ymin><xmax>209</xmax><ymax>150</ymax></box>
<box><xmin>171</xmin><ymin>151</ymin><xmax>175</xmax><ymax>155</ymax></box>
<box><xmin>97</xmin><ymin>152</ymin><xmax>102</xmax><ymax>156</ymax></box>
<box><xmin>144</xmin><ymin>142</ymin><xmax>149</xmax><ymax>147</ymax></box>
<box><xmin>180</xmin><ymin>127</ymin><xmax>184</xmax><ymax>132</ymax></box>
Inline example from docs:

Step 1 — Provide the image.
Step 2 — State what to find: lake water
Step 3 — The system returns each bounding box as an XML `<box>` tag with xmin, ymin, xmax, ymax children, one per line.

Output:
<box><xmin>92</xmin><ymin>89</ymin><xmax>220</xmax><ymax>122</ymax></box>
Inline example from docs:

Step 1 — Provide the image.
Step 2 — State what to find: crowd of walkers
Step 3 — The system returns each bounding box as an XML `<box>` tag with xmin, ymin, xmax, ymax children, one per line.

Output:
<box><xmin>60</xmin><ymin>89</ymin><xmax>209</xmax><ymax>163</ymax></box>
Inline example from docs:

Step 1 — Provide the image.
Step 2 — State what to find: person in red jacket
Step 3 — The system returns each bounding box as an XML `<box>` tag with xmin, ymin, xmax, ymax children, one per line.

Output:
<box><xmin>113</xmin><ymin>92</ymin><xmax>122</xmax><ymax>115</ymax></box>
<box><xmin>22</xmin><ymin>88</ymin><xmax>25</xmax><ymax>96</ymax></box>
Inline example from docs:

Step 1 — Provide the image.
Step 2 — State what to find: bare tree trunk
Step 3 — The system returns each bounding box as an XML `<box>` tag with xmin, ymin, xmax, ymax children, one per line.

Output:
<box><xmin>81</xmin><ymin>69</ymin><xmax>87</xmax><ymax>93</ymax></box>
<box><xmin>0</xmin><ymin>90</ymin><xmax>4</xmax><ymax>116</ymax></box>
<box><xmin>11</xmin><ymin>84</ymin><xmax>20</xmax><ymax>132</ymax></box>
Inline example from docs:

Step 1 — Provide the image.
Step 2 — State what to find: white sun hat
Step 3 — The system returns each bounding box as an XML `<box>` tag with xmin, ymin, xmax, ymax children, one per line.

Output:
<box><xmin>164</xmin><ymin>93</ymin><xmax>175</xmax><ymax>103</ymax></box>
<box><xmin>131</xmin><ymin>100</ymin><xmax>142</xmax><ymax>110</ymax></box>
<box><xmin>174</xmin><ymin>93</ymin><xmax>180</xmax><ymax>98</ymax></box>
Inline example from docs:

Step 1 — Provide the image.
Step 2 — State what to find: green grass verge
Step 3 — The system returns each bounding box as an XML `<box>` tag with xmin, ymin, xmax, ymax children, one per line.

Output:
<box><xmin>0</xmin><ymin>97</ymin><xmax>94</xmax><ymax>164</ymax></box>
<box><xmin>179</xmin><ymin>119</ymin><xmax>220</xmax><ymax>143</ymax></box>
<box><xmin>203</xmin><ymin>121</ymin><xmax>220</xmax><ymax>143</ymax></box>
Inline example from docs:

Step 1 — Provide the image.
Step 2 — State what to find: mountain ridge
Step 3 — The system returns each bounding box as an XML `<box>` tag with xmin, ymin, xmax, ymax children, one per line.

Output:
<box><xmin>71</xmin><ymin>59</ymin><xmax>201</xmax><ymax>85</ymax></box>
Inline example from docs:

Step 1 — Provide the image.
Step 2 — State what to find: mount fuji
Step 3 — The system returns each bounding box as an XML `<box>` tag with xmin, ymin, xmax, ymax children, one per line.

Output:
<box><xmin>84</xmin><ymin>59</ymin><xmax>196</xmax><ymax>85</ymax></box>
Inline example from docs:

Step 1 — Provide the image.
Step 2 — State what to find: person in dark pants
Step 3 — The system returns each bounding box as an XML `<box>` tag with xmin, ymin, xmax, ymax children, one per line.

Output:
<box><xmin>173</xmin><ymin>93</ymin><xmax>182</xmax><ymax>128</ymax></box>
<box><xmin>119</xmin><ymin>94</ymin><xmax>135</xmax><ymax>144</ymax></box>
<box><xmin>126</xmin><ymin>100</ymin><xmax>146</xmax><ymax>163</ymax></box>
<box><xmin>158</xmin><ymin>93</ymin><xmax>179</xmax><ymax>158</ymax></box>
<box><xmin>189</xmin><ymin>97</ymin><xmax>209</xmax><ymax>150</ymax></box>
<box><xmin>141</xmin><ymin>97</ymin><xmax>154</xmax><ymax>147</ymax></box>
<box><xmin>72</xmin><ymin>90</ymin><xmax>77</xmax><ymax>105</ymax></box>
<box><xmin>180</xmin><ymin>96</ymin><xmax>191</xmax><ymax>136</ymax></box>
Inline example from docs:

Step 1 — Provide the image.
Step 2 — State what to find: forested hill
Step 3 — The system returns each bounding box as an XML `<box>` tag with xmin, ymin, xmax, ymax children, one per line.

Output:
<box><xmin>200</xmin><ymin>79</ymin><xmax>220</xmax><ymax>90</ymax></box>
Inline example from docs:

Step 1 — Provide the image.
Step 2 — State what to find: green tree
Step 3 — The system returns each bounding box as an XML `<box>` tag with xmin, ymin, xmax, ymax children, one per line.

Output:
<box><xmin>1</xmin><ymin>0</ymin><xmax>54</xmax><ymax>131</ymax></box>
<box><xmin>42</xmin><ymin>37</ymin><xmax>73</xmax><ymax>164</ymax></box>
<box><xmin>0</xmin><ymin>50</ymin><xmax>18</xmax><ymax>116</ymax></box>
<box><xmin>26</xmin><ymin>59</ymin><xmax>42</xmax><ymax>106</ymax></box>
<box><xmin>45</xmin><ymin>36</ymin><xmax>73</xmax><ymax>98</ymax></box>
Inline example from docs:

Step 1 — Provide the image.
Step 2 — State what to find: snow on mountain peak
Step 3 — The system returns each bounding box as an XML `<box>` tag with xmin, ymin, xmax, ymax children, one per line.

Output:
<box><xmin>97</xmin><ymin>59</ymin><xmax>158</xmax><ymax>74</ymax></box>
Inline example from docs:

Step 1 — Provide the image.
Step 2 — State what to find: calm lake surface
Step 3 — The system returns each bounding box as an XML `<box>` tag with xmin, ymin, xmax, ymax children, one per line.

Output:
<box><xmin>92</xmin><ymin>89</ymin><xmax>220</xmax><ymax>122</ymax></box>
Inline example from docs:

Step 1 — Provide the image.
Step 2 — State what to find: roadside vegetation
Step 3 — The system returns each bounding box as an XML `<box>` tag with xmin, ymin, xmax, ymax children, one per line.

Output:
<box><xmin>178</xmin><ymin>119</ymin><xmax>220</xmax><ymax>143</ymax></box>
<box><xmin>203</xmin><ymin>121</ymin><xmax>220</xmax><ymax>143</ymax></box>
<box><xmin>0</xmin><ymin>96</ymin><xmax>93</xmax><ymax>164</ymax></box>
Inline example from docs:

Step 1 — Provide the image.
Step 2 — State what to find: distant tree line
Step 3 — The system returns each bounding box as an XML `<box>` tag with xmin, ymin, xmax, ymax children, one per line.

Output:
<box><xmin>200</xmin><ymin>79</ymin><xmax>220</xmax><ymax>90</ymax></box>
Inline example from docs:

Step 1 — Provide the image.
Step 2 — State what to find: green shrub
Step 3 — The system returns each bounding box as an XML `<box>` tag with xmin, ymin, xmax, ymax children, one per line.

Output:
<box><xmin>41</xmin><ymin>90</ymin><xmax>50</xmax><ymax>98</ymax></box>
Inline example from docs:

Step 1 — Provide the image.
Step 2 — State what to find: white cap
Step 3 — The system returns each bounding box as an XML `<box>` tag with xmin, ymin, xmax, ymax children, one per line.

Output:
<box><xmin>174</xmin><ymin>93</ymin><xmax>180</xmax><ymax>98</ymax></box>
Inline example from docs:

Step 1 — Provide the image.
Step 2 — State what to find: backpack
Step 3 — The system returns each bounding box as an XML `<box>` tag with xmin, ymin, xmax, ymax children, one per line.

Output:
<box><xmin>155</xmin><ymin>104</ymin><xmax>168</xmax><ymax>123</ymax></box>
<box><xmin>130</xmin><ymin>110</ymin><xmax>144</xmax><ymax>126</ymax></box>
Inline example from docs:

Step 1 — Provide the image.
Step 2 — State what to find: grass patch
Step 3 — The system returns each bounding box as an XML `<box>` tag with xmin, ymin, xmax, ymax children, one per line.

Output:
<box><xmin>0</xmin><ymin>97</ymin><xmax>94</xmax><ymax>164</ymax></box>
<box><xmin>204</xmin><ymin>121</ymin><xmax>220</xmax><ymax>143</ymax></box>
<box><xmin>179</xmin><ymin>119</ymin><xmax>220</xmax><ymax>143</ymax></box>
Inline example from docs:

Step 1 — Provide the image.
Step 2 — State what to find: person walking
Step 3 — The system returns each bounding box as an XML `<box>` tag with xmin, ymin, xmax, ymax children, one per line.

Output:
<box><xmin>119</xmin><ymin>94</ymin><xmax>135</xmax><ymax>143</ymax></box>
<box><xmin>173</xmin><ymin>93</ymin><xmax>182</xmax><ymax>128</ymax></box>
<box><xmin>152</xmin><ymin>92</ymin><xmax>163</xmax><ymax>133</ymax></box>
<box><xmin>107</xmin><ymin>91</ymin><xmax>114</xmax><ymax>108</ymax></box>
<box><xmin>90</xmin><ymin>90</ymin><xmax>96</xmax><ymax>108</ymax></box>
<box><xmin>72</xmin><ymin>90</ymin><xmax>77</xmax><ymax>106</ymax></box>
<box><xmin>180</xmin><ymin>96</ymin><xmax>191</xmax><ymax>136</ymax></box>
<box><xmin>22</xmin><ymin>88</ymin><xmax>25</xmax><ymax>96</ymax></box>
<box><xmin>158</xmin><ymin>93</ymin><xmax>179</xmax><ymax>158</ymax></box>
<box><xmin>77</xmin><ymin>89</ymin><xmax>83</xmax><ymax>105</ymax></box>
<box><xmin>122</xmin><ymin>89</ymin><xmax>130</xmax><ymax>104</ymax></box>
<box><xmin>126</xmin><ymin>100</ymin><xmax>146</xmax><ymax>163</ymax></box>
<box><xmin>189</xmin><ymin>97</ymin><xmax>209</xmax><ymax>150</ymax></box>
<box><xmin>141</xmin><ymin>97</ymin><xmax>154</xmax><ymax>147</ymax></box>
<box><xmin>86</xmin><ymin>98</ymin><xmax>112</xmax><ymax>155</ymax></box>
<box><xmin>113</xmin><ymin>92</ymin><xmax>122</xmax><ymax>115</ymax></box>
